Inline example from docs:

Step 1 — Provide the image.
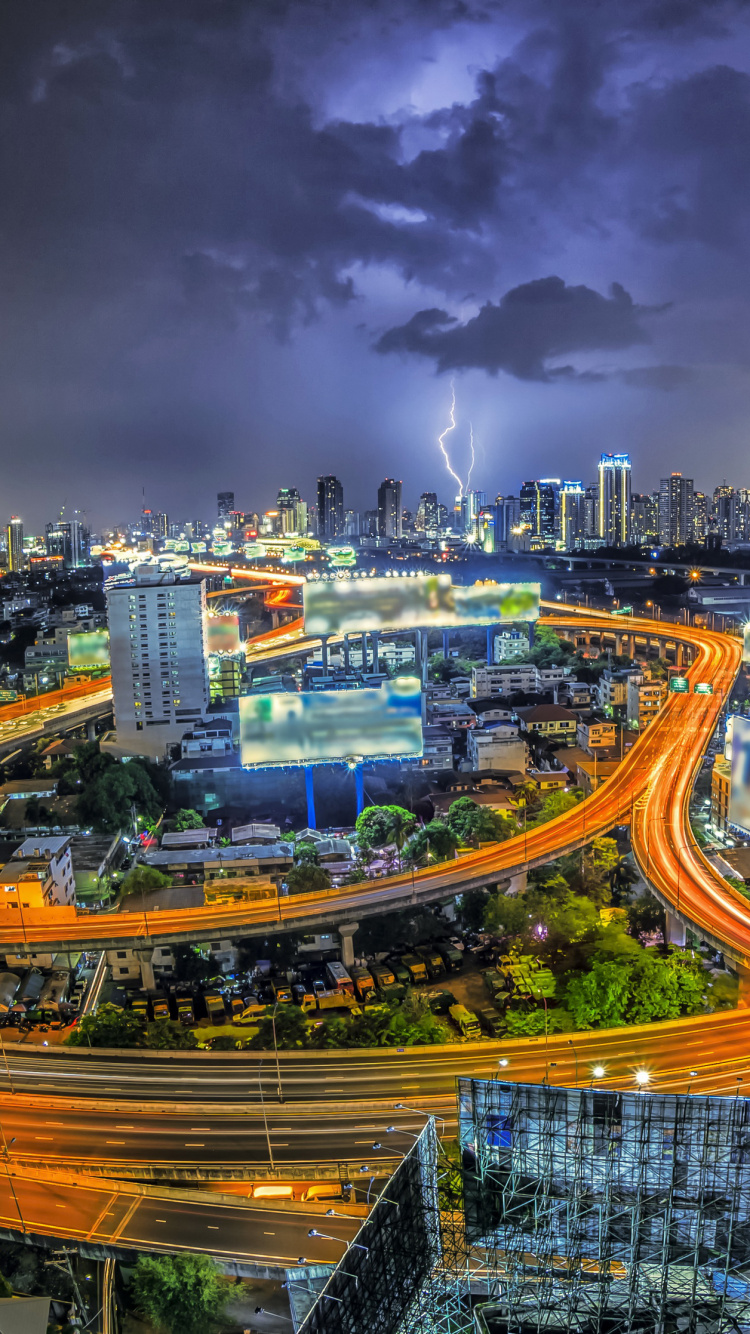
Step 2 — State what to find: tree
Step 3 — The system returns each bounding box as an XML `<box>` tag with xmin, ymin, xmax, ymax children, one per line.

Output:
<box><xmin>561</xmin><ymin>836</ymin><xmax>620</xmax><ymax>908</ymax></box>
<box><xmin>529</xmin><ymin>788</ymin><xmax>584</xmax><ymax>828</ymax></box>
<box><xmin>129</xmin><ymin>1253</ymin><xmax>228</xmax><ymax>1334</ymax></box>
<box><xmin>120</xmin><ymin>865</ymin><xmax>171</xmax><ymax>900</ymax></box>
<box><xmin>627</xmin><ymin>895</ymin><xmax>666</xmax><ymax>943</ymax></box>
<box><xmin>248</xmin><ymin>1005</ymin><xmax>309</xmax><ymax>1050</ymax></box>
<box><xmin>355</xmin><ymin>806</ymin><xmax>393</xmax><ymax>853</ymax></box>
<box><xmin>294</xmin><ymin>840</ymin><xmax>320</xmax><ymax>865</ymax></box>
<box><xmin>65</xmin><ymin>1003</ymin><xmax>145</xmax><ymax>1048</ymax></box>
<box><xmin>76</xmin><ymin>755</ymin><xmax>162</xmax><ymax>833</ymax></box>
<box><xmin>446</xmin><ymin>797</ymin><xmax>517</xmax><ymax>847</ymax></box>
<box><xmin>384</xmin><ymin>805</ymin><xmax>418</xmax><ymax>867</ymax></box>
<box><xmin>170</xmin><ymin>808</ymin><xmax>206</xmax><ymax>832</ymax></box>
<box><xmin>504</xmin><ymin>1007</ymin><xmax>572</xmax><ymax>1037</ymax></box>
<box><xmin>404</xmin><ymin>819</ymin><xmax>459</xmax><ymax>865</ymax></box>
<box><xmin>286</xmin><ymin>862</ymin><xmax>331</xmax><ymax>894</ymax></box>
<box><xmin>484</xmin><ymin>892</ymin><xmax>531</xmax><ymax>939</ymax></box>
<box><xmin>145</xmin><ymin>1019</ymin><xmax>198</xmax><ymax>1050</ymax></box>
<box><xmin>457</xmin><ymin>888</ymin><xmax>489</xmax><ymax>932</ymax></box>
<box><xmin>566</xmin><ymin>960</ymin><xmax>631</xmax><ymax>1029</ymax></box>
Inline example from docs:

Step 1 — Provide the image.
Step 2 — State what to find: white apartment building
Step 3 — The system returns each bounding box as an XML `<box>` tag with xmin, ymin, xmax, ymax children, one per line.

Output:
<box><xmin>493</xmin><ymin>630</ymin><xmax>529</xmax><ymax>662</ymax></box>
<box><xmin>11</xmin><ymin>836</ymin><xmax>75</xmax><ymax>903</ymax></box>
<box><xmin>106</xmin><ymin>565</ymin><xmax>209</xmax><ymax>758</ymax></box>
<box><xmin>471</xmin><ymin>663</ymin><xmax>568</xmax><ymax>698</ymax></box>
<box><xmin>467</xmin><ymin>726</ymin><xmax>528</xmax><ymax>773</ymax></box>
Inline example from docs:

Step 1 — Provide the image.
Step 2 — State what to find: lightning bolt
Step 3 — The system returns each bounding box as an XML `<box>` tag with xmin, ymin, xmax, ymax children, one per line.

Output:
<box><xmin>438</xmin><ymin>381</ymin><xmax>464</xmax><ymax>499</ymax></box>
<box><xmin>465</xmin><ymin>420</ymin><xmax>475</xmax><ymax>494</ymax></box>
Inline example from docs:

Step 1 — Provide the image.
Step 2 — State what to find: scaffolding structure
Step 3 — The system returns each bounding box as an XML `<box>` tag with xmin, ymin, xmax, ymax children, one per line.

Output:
<box><xmin>460</xmin><ymin>1078</ymin><xmax>750</xmax><ymax>1333</ymax></box>
<box><xmin>293</xmin><ymin>1118</ymin><xmax>470</xmax><ymax>1333</ymax></box>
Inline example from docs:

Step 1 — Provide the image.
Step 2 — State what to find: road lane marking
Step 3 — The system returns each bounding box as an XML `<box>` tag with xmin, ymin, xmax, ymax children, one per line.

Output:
<box><xmin>185</xmin><ymin>1143</ymin><xmax>205</xmax><ymax>1147</ymax></box>
<box><xmin>263</xmin><ymin>1231</ymin><xmax>275</xmax><ymax>1235</ymax></box>
<box><xmin>207</xmin><ymin>1225</ymin><xmax>219</xmax><ymax>1229</ymax></box>
<box><xmin>154</xmin><ymin>1219</ymin><xmax>167</xmax><ymax>1223</ymax></box>
<box><xmin>105</xmin><ymin>1141</ymin><xmax>125</xmax><ymax>1146</ymax></box>
<box><xmin>34</xmin><ymin>1137</ymin><xmax>53</xmax><ymax>1141</ymax></box>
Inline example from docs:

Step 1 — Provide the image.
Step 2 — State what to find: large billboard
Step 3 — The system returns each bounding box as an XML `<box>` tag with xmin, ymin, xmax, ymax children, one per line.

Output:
<box><xmin>239</xmin><ymin>678</ymin><xmax>422</xmax><ymax>766</ymax></box>
<box><xmin>744</xmin><ymin>623</ymin><xmax>750</xmax><ymax>664</ymax></box>
<box><xmin>207</xmin><ymin>614</ymin><xmax>242</xmax><ymax>655</ymax></box>
<box><xmin>67</xmin><ymin>631</ymin><xmax>110</xmax><ymax>670</ymax></box>
<box><xmin>730</xmin><ymin>713</ymin><xmax>750</xmax><ymax>834</ymax></box>
<box><xmin>304</xmin><ymin>575</ymin><xmax>540</xmax><ymax>636</ymax></box>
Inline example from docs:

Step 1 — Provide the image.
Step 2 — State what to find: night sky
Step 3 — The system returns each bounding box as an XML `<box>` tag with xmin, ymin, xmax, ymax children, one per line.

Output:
<box><xmin>4</xmin><ymin>0</ymin><xmax>750</xmax><ymax>531</ymax></box>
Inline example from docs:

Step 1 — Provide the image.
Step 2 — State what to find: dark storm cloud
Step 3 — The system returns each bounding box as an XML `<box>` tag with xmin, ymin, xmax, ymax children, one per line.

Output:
<box><xmin>376</xmin><ymin>278</ymin><xmax>656</xmax><ymax>379</ymax></box>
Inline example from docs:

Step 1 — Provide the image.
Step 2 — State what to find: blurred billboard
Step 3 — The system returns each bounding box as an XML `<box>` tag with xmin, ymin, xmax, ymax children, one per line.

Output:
<box><xmin>239</xmin><ymin>678</ymin><xmax>422</xmax><ymax>766</ymax></box>
<box><xmin>304</xmin><ymin>575</ymin><xmax>540</xmax><ymax>636</ymax></box>
<box><xmin>207</xmin><ymin>614</ymin><xmax>242</xmax><ymax>655</ymax></box>
<box><xmin>67</xmin><ymin>631</ymin><xmax>110</xmax><ymax>669</ymax></box>
<box><xmin>730</xmin><ymin>713</ymin><xmax>750</xmax><ymax>834</ymax></box>
<box><xmin>744</xmin><ymin>623</ymin><xmax>750</xmax><ymax>664</ymax></box>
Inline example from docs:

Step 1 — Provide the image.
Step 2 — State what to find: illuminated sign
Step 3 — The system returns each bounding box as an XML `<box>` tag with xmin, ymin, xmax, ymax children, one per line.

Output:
<box><xmin>327</xmin><ymin>545</ymin><xmax>357</xmax><ymax>568</ymax></box>
<box><xmin>693</xmin><ymin>682</ymin><xmax>714</xmax><ymax>694</ymax></box>
<box><xmin>669</xmin><ymin>676</ymin><xmax>689</xmax><ymax>693</ymax></box>
<box><xmin>730</xmin><ymin>714</ymin><xmax>750</xmax><ymax>834</ymax></box>
<box><xmin>243</xmin><ymin>542</ymin><xmax>267</xmax><ymax>559</ymax></box>
<box><xmin>67</xmin><ymin>631</ymin><xmax>110</xmax><ymax>669</ymax></box>
<box><xmin>207</xmin><ymin>614</ymin><xmax>242</xmax><ymax>655</ymax></box>
<box><xmin>304</xmin><ymin>575</ymin><xmax>541</xmax><ymax>636</ymax></box>
<box><xmin>213</xmin><ymin>542</ymin><xmax>233</xmax><ymax>556</ymax></box>
<box><xmin>239</xmin><ymin>678</ymin><xmax>422</xmax><ymax>766</ymax></box>
<box><xmin>174</xmin><ymin>541</ymin><xmax>190</xmax><ymax>552</ymax></box>
<box><xmin>191</xmin><ymin>541</ymin><xmax>207</xmax><ymax>554</ymax></box>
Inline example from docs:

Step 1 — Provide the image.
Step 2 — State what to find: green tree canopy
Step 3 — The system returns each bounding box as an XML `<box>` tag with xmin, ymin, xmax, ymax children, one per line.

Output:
<box><xmin>627</xmin><ymin>895</ymin><xmax>667</xmax><ymax>943</ymax></box>
<box><xmin>355</xmin><ymin>804</ymin><xmax>417</xmax><ymax>867</ymax></box>
<box><xmin>145</xmin><ymin>1019</ymin><xmax>198</xmax><ymax>1050</ymax></box>
<box><xmin>129</xmin><ymin>1253</ymin><xmax>228</xmax><ymax>1334</ymax></box>
<box><xmin>484</xmin><ymin>892</ymin><xmax>531</xmax><ymax>939</ymax></box>
<box><xmin>65</xmin><ymin>1003</ymin><xmax>146</xmax><ymax>1049</ymax></box>
<box><xmin>446</xmin><ymin>797</ymin><xmax>517</xmax><ymax>847</ymax></box>
<box><xmin>169</xmin><ymin>808</ymin><xmax>206</xmax><ymax>831</ymax></box>
<box><xmin>120</xmin><ymin>865</ymin><xmax>171</xmax><ymax>899</ymax></box>
<box><xmin>404</xmin><ymin>819</ymin><xmax>459</xmax><ymax>865</ymax></box>
<box><xmin>76</xmin><ymin>755</ymin><xmax>162</xmax><ymax>833</ymax></box>
<box><xmin>560</xmin><ymin>836</ymin><xmax>620</xmax><ymax>908</ymax></box>
<box><xmin>286</xmin><ymin>862</ymin><xmax>332</xmax><ymax>894</ymax></box>
<box><xmin>248</xmin><ymin>1005</ymin><xmax>309</xmax><ymax>1050</ymax></box>
<box><xmin>566</xmin><ymin>948</ymin><xmax>708</xmax><ymax>1029</ymax></box>
<box><xmin>529</xmin><ymin>788</ymin><xmax>584</xmax><ymax>828</ymax></box>
<box><xmin>294</xmin><ymin>840</ymin><xmax>320</xmax><ymax>865</ymax></box>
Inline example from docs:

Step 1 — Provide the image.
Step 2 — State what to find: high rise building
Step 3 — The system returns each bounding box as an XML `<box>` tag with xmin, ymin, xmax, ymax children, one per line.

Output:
<box><xmin>692</xmin><ymin>491</ymin><xmax>708</xmax><ymax>543</ymax></box>
<box><xmin>277</xmin><ymin>488</ymin><xmax>307</xmax><ymax>536</ymax></box>
<box><xmin>713</xmin><ymin>485</ymin><xmax>738</xmax><ymax>541</ymax></box>
<box><xmin>377</xmin><ymin>479</ymin><xmax>402</xmax><ymax>540</ymax></box>
<box><xmin>45</xmin><ymin>520</ymin><xmax>88</xmax><ymax>567</ymax></box>
<box><xmin>415</xmin><ymin>492</ymin><xmax>440</xmax><ymax>535</ymax></box>
<box><xmin>559</xmin><ymin>481</ymin><xmax>585</xmax><ymax>549</ymax></box>
<box><xmin>631</xmin><ymin>492</ymin><xmax>659</xmax><ymax>545</ymax></box>
<box><xmin>460</xmin><ymin>489</ymin><xmax>486</xmax><ymax>539</ymax></box>
<box><xmin>217</xmin><ymin>492</ymin><xmax>234</xmax><ymax>522</ymax></box>
<box><xmin>317</xmin><ymin>475</ymin><xmax>344</xmax><ymax>540</ymax></box>
<box><xmin>106</xmin><ymin>565</ymin><xmax>209</xmax><ymax>759</ymax></box>
<box><xmin>737</xmin><ymin>489</ymin><xmax>750</xmax><ymax>542</ymax></box>
<box><xmin>6</xmin><ymin>517</ymin><xmax>23</xmax><ymax>572</ymax></box>
<box><xmin>598</xmin><ymin>453</ymin><xmax>631</xmax><ymax>546</ymax></box>
<box><xmin>659</xmin><ymin>473</ymin><xmax>694</xmax><ymax>547</ymax></box>
<box><xmin>519</xmin><ymin>481</ymin><xmax>556</xmax><ymax>542</ymax></box>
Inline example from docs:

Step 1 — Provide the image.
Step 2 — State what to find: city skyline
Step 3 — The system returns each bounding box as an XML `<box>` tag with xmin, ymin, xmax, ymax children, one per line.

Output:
<box><xmin>4</xmin><ymin>3</ymin><xmax>750</xmax><ymax>527</ymax></box>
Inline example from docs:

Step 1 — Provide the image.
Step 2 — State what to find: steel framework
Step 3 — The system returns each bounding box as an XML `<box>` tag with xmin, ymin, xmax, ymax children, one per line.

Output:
<box><xmin>460</xmin><ymin>1078</ymin><xmax>750</xmax><ymax>1333</ymax></box>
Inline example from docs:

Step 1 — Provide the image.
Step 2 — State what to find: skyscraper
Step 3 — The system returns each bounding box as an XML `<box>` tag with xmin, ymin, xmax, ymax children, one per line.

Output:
<box><xmin>45</xmin><ymin>519</ymin><xmax>87</xmax><ymax>567</ymax></box>
<box><xmin>598</xmin><ymin>453</ymin><xmax>631</xmax><ymax>546</ymax></box>
<box><xmin>692</xmin><ymin>491</ymin><xmax>708</xmax><ymax>543</ymax></box>
<box><xmin>460</xmin><ymin>489</ymin><xmax>487</xmax><ymax>539</ymax></box>
<box><xmin>277</xmin><ymin>487</ymin><xmax>307</xmax><ymax>535</ymax></box>
<box><xmin>519</xmin><ymin>481</ymin><xmax>556</xmax><ymax>542</ymax></box>
<box><xmin>559</xmin><ymin>481</ymin><xmax>585</xmax><ymax>549</ymax></box>
<box><xmin>106</xmin><ymin>565</ymin><xmax>209</xmax><ymax>759</ymax></box>
<box><xmin>377</xmin><ymin>479</ymin><xmax>403</xmax><ymax>539</ymax></box>
<box><xmin>217</xmin><ymin>492</ymin><xmax>235</xmax><ymax>522</ymax></box>
<box><xmin>6</xmin><ymin>517</ymin><xmax>23</xmax><ymax>572</ymax></box>
<box><xmin>659</xmin><ymin>473</ymin><xmax>694</xmax><ymax>546</ymax></box>
<box><xmin>713</xmin><ymin>485</ymin><xmax>738</xmax><ymax>541</ymax></box>
<box><xmin>415</xmin><ymin>492</ymin><xmax>439</xmax><ymax>535</ymax></box>
<box><xmin>317</xmin><ymin>475</ymin><xmax>344</xmax><ymax>540</ymax></box>
<box><xmin>632</xmin><ymin>493</ymin><xmax>659</xmax><ymax>545</ymax></box>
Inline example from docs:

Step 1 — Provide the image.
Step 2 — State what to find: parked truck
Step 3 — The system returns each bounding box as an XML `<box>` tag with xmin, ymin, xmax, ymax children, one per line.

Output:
<box><xmin>370</xmin><ymin>962</ymin><xmax>396</xmax><ymax>991</ymax></box>
<box><xmin>350</xmin><ymin>966</ymin><xmax>375</xmax><ymax>1003</ymax></box>
<box><xmin>399</xmin><ymin>954</ymin><xmax>428</xmax><ymax>985</ymax></box>
<box><xmin>176</xmin><ymin>998</ymin><xmax>194</xmax><ymax>1026</ymax></box>
<box><xmin>437</xmin><ymin>943</ymin><xmax>464</xmax><ymax>972</ymax></box>
<box><xmin>415</xmin><ymin>948</ymin><xmax>444</xmax><ymax>980</ymax></box>
<box><xmin>449</xmin><ymin>1004</ymin><xmax>481</xmax><ymax>1039</ymax></box>
<box><xmin>316</xmin><ymin>990</ymin><xmax>360</xmax><ymax>1012</ymax></box>
<box><xmin>204</xmin><ymin>991</ymin><xmax>227</xmax><ymax>1023</ymax></box>
<box><xmin>151</xmin><ymin>994</ymin><xmax>170</xmax><ymax>1020</ymax></box>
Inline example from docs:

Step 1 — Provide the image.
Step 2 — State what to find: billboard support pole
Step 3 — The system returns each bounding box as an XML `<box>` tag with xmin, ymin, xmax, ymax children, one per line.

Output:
<box><xmin>320</xmin><ymin>635</ymin><xmax>330</xmax><ymax>673</ymax></box>
<box><xmin>442</xmin><ymin>629</ymin><xmax>450</xmax><ymax>659</ymax></box>
<box><xmin>343</xmin><ymin>634</ymin><xmax>350</xmax><ymax>673</ymax></box>
<box><xmin>486</xmin><ymin>625</ymin><xmax>494</xmax><ymax>665</ymax></box>
<box><xmin>355</xmin><ymin>765</ymin><xmax>365</xmax><ymax>817</ymax></box>
<box><xmin>304</xmin><ymin>766</ymin><xmax>316</xmax><ymax>830</ymax></box>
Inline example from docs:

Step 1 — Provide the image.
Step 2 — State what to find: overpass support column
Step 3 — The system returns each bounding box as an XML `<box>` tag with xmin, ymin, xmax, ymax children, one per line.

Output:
<box><xmin>736</xmin><ymin>963</ymin><xmax>750</xmax><ymax>1008</ymax></box>
<box><xmin>665</xmin><ymin>910</ymin><xmax>686</xmax><ymax>947</ymax></box>
<box><xmin>304</xmin><ymin>766</ymin><xmax>316</xmax><ymax>830</ymax></box>
<box><xmin>86</xmin><ymin>719</ymin><xmax>97</xmax><ymax>742</ymax></box>
<box><xmin>338</xmin><ymin>923</ymin><xmax>359</xmax><ymax>969</ymax></box>
<box><xmin>137</xmin><ymin>950</ymin><xmax>156</xmax><ymax>991</ymax></box>
<box><xmin>507</xmin><ymin>870</ymin><xmax>528</xmax><ymax>896</ymax></box>
<box><xmin>361</xmin><ymin>633</ymin><xmax>368</xmax><ymax>670</ymax></box>
<box><xmin>271</xmin><ymin>610</ymin><xmax>280</xmax><ymax>629</ymax></box>
<box><xmin>676</xmin><ymin>644</ymin><xmax>685</xmax><ymax>670</ymax></box>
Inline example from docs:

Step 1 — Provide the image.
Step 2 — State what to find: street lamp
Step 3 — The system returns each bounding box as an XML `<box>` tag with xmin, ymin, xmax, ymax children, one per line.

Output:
<box><xmin>634</xmin><ymin>1069</ymin><xmax>650</xmax><ymax>1087</ymax></box>
<box><xmin>255</xmin><ymin>1310</ymin><xmax>293</xmax><ymax>1325</ymax></box>
<box><xmin>308</xmin><ymin>1228</ymin><xmax>369</xmax><ymax>1254</ymax></box>
<box><xmin>393</xmin><ymin>1104</ymin><xmax>445</xmax><ymax>1130</ymax></box>
<box><xmin>591</xmin><ymin>1064</ymin><xmax>606</xmax><ymax>1082</ymax></box>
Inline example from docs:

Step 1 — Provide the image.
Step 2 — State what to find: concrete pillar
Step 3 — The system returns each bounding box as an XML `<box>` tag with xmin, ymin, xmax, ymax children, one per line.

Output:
<box><xmin>507</xmin><ymin>870</ymin><xmax>528</xmax><ymax>896</ymax></box>
<box><xmin>371</xmin><ymin>631</ymin><xmax>380</xmax><ymax>672</ymax></box>
<box><xmin>414</xmin><ymin>629</ymin><xmax>422</xmax><ymax>678</ymax></box>
<box><xmin>486</xmin><ymin>626</ymin><xmax>495</xmax><ymax>665</ymax></box>
<box><xmin>676</xmin><ymin>644</ymin><xmax>685</xmax><ymax>670</ymax></box>
<box><xmin>338</xmin><ymin>923</ymin><xmax>359</xmax><ymax>969</ymax></box>
<box><xmin>137</xmin><ymin>950</ymin><xmax>156</xmax><ymax>991</ymax></box>
<box><xmin>736</xmin><ymin>963</ymin><xmax>750</xmax><ymax>1009</ymax></box>
<box><xmin>420</xmin><ymin>630</ymin><xmax>429</xmax><ymax>687</ymax></box>
<box><xmin>320</xmin><ymin>635</ymin><xmax>330</xmax><ymax>673</ymax></box>
<box><xmin>665</xmin><ymin>909</ymin><xmax>686</xmax><ymax>948</ymax></box>
<box><xmin>86</xmin><ymin>719</ymin><xmax>97</xmax><ymax>742</ymax></box>
<box><xmin>343</xmin><ymin>634</ymin><xmax>351</xmax><ymax>673</ymax></box>
<box><xmin>442</xmin><ymin>629</ymin><xmax>450</xmax><ymax>659</ymax></box>
<box><xmin>354</xmin><ymin>765</ymin><xmax>365</xmax><ymax>817</ymax></box>
<box><xmin>271</xmin><ymin>610</ymin><xmax>280</xmax><ymax>629</ymax></box>
<box><xmin>304</xmin><ymin>766</ymin><xmax>316</xmax><ymax>830</ymax></box>
<box><xmin>361</xmin><ymin>632</ymin><xmax>368</xmax><ymax>670</ymax></box>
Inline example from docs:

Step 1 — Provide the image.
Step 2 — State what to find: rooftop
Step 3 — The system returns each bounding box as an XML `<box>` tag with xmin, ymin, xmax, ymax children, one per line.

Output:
<box><xmin>13</xmin><ymin>836</ymin><xmax>71</xmax><ymax>860</ymax></box>
<box><xmin>515</xmin><ymin>704</ymin><xmax>578</xmax><ymax>723</ymax></box>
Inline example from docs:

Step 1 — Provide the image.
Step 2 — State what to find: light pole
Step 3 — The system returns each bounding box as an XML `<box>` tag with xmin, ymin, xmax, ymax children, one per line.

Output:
<box><xmin>271</xmin><ymin>1001</ymin><xmax>283</xmax><ymax>1103</ymax></box>
<box><xmin>0</xmin><ymin>1132</ymin><xmax>24</xmax><ymax>1235</ymax></box>
<box><xmin>0</xmin><ymin>1029</ymin><xmax>14</xmax><ymax>1095</ymax></box>
<box><xmin>568</xmin><ymin>1038</ymin><xmax>579</xmax><ymax>1086</ymax></box>
<box><xmin>258</xmin><ymin>1066</ymin><xmax>274</xmax><ymax>1172</ymax></box>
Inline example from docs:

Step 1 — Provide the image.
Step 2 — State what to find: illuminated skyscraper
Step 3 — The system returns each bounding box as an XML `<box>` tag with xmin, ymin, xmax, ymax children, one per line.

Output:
<box><xmin>598</xmin><ymin>453</ymin><xmax>631</xmax><ymax>546</ymax></box>
<box><xmin>217</xmin><ymin>492</ymin><xmax>234</xmax><ymax>522</ymax></box>
<box><xmin>519</xmin><ymin>480</ymin><xmax>556</xmax><ymax>542</ymax></box>
<box><xmin>559</xmin><ymin>481</ymin><xmax>585</xmax><ymax>548</ymax></box>
<box><xmin>659</xmin><ymin>473</ymin><xmax>693</xmax><ymax>546</ymax></box>
<box><xmin>377</xmin><ymin>478</ymin><xmax>402</xmax><ymax>539</ymax></box>
<box><xmin>317</xmin><ymin>475</ymin><xmax>344</xmax><ymax>540</ymax></box>
<box><xmin>415</xmin><ymin>492</ymin><xmax>439</xmax><ymax>534</ymax></box>
<box><xmin>713</xmin><ymin>485</ymin><xmax>738</xmax><ymax>540</ymax></box>
<box><xmin>6</xmin><ymin>517</ymin><xmax>23</xmax><ymax>572</ymax></box>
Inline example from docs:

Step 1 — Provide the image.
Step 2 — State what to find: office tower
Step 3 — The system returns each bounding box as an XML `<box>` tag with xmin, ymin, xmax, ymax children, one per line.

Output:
<box><xmin>437</xmin><ymin>503</ymin><xmax>450</xmax><ymax>531</ymax></box>
<box><xmin>459</xmin><ymin>489</ymin><xmax>486</xmax><ymax>539</ymax></box>
<box><xmin>519</xmin><ymin>481</ymin><xmax>556</xmax><ymax>542</ymax></box>
<box><xmin>713</xmin><ymin>485</ymin><xmax>738</xmax><ymax>541</ymax></box>
<box><xmin>106</xmin><ymin>565</ymin><xmax>209</xmax><ymax>759</ymax></box>
<box><xmin>598</xmin><ymin>453</ymin><xmax>631</xmax><ymax>546</ymax></box>
<box><xmin>344</xmin><ymin>510</ymin><xmax>362</xmax><ymax>537</ymax></box>
<box><xmin>45</xmin><ymin>520</ymin><xmax>87</xmax><ymax>568</ymax></box>
<box><xmin>5</xmin><ymin>517</ymin><xmax>23</xmax><ymax>572</ymax></box>
<box><xmin>692</xmin><ymin>491</ymin><xmax>708</xmax><ymax>543</ymax></box>
<box><xmin>277</xmin><ymin>487</ymin><xmax>306</xmax><ymax>536</ymax></box>
<box><xmin>737</xmin><ymin>489</ymin><xmax>750</xmax><ymax>542</ymax></box>
<box><xmin>317</xmin><ymin>475</ymin><xmax>345</xmax><ymax>540</ymax></box>
<box><xmin>377</xmin><ymin>479</ymin><xmax>402</xmax><ymax>540</ymax></box>
<box><xmin>559</xmin><ymin>481</ymin><xmax>585</xmax><ymax>549</ymax></box>
<box><xmin>415</xmin><ymin>492</ymin><xmax>439</xmax><ymax>534</ymax></box>
<box><xmin>217</xmin><ymin>492</ymin><xmax>234</xmax><ymax>522</ymax></box>
<box><xmin>658</xmin><ymin>473</ymin><xmax>693</xmax><ymax>546</ymax></box>
<box><xmin>631</xmin><ymin>493</ymin><xmax>659</xmax><ymax>545</ymax></box>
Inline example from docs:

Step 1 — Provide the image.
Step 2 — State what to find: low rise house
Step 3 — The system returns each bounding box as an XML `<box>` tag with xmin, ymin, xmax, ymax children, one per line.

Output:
<box><xmin>515</xmin><ymin>704</ymin><xmax>578</xmax><ymax>746</ymax></box>
<box><xmin>576</xmin><ymin>716</ymin><xmax>618</xmax><ymax>752</ymax></box>
<box><xmin>466</xmin><ymin>726</ymin><xmax>528</xmax><ymax>773</ymax></box>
